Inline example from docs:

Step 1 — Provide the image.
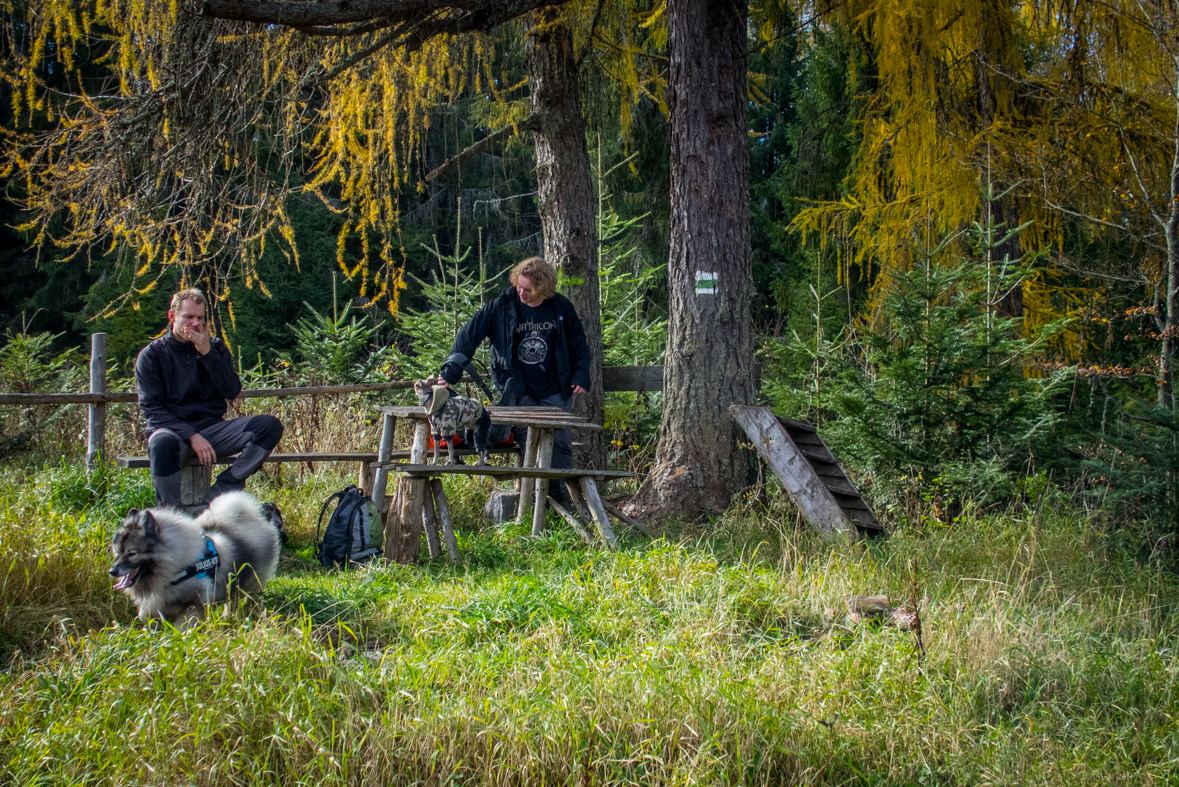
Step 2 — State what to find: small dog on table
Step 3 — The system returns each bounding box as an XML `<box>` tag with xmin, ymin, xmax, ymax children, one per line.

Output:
<box><xmin>413</xmin><ymin>376</ymin><xmax>491</xmax><ymax>466</ymax></box>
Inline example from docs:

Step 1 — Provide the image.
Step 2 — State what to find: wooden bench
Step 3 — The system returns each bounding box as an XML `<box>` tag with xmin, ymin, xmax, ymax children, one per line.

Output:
<box><xmin>115</xmin><ymin>447</ymin><xmax>521</xmax><ymax>512</ymax></box>
<box><xmin>116</xmin><ymin>452</ymin><xmax>378</xmax><ymax>513</ymax></box>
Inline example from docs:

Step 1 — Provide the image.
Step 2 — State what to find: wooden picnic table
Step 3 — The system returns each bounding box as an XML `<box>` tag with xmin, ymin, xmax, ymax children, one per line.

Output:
<box><xmin>370</xmin><ymin>405</ymin><xmax>626</xmax><ymax>562</ymax></box>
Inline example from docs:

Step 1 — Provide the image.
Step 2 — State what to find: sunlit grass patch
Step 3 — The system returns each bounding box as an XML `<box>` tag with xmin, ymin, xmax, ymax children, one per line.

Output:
<box><xmin>3</xmin><ymin>464</ymin><xmax>1179</xmax><ymax>784</ymax></box>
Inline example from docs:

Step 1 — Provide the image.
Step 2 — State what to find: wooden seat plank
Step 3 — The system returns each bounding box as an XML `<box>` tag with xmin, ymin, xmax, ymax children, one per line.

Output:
<box><xmin>117</xmin><ymin>451</ymin><xmax>381</xmax><ymax>469</ymax></box>
<box><xmin>117</xmin><ymin>445</ymin><xmax>522</xmax><ymax>470</ymax></box>
<box><xmin>375</xmin><ymin>405</ymin><xmax>603</xmax><ymax>431</ymax></box>
<box><xmin>385</xmin><ymin>464</ymin><xmax>635</xmax><ymax>481</ymax></box>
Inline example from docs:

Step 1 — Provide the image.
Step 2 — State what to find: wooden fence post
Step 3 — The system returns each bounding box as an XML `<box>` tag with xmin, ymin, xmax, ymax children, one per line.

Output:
<box><xmin>86</xmin><ymin>333</ymin><xmax>107</xmax><ymax>473</ymax></box>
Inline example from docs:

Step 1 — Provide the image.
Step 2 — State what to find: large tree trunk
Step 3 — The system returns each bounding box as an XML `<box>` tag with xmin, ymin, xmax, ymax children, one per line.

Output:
<box><xmin>525</xmin><ymin>13</ymin><xmax>606</xmax><ymax>469</ymax></box>
<box><xmin>625</xmin><ymin>0</ymin><xmax>756</xmax><ymax>519</ymax></box>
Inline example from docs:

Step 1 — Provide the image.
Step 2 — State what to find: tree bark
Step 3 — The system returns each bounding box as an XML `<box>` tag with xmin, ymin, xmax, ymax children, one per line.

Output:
<box><xmin>525</xmin><ymin>12</ymin><xmax>606</xmax><ymax>469</ymax></box>
<box><xmin>625</xmin><ymin>0</ymin><xmax>756</xmax><ymax>519</ymax></box>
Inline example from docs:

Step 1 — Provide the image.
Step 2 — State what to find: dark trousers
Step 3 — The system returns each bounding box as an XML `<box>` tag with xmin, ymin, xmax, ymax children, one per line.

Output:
<box><xmin>513</xmin><ymin>393</ymin><xmax>572</xmax><ymax>497</ymax></box>
<box><xmin>148</xmin><ymin>414</ymin><xmax>283</xmax><ymax>508</ymax></box>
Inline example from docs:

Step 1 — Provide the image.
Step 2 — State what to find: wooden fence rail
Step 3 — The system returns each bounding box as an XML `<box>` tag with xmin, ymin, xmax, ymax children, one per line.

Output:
<box><xmin>0</xmin><ymin>332</ymin><xmax>664</xmax><ymax>472</ymax></box>
<box><xmin>0</xmin><ymin>381</ymin><xmax>416</xmax><ymax>406</ymax></box>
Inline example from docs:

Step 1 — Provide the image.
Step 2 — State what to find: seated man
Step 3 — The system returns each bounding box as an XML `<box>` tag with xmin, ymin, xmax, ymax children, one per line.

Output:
<box><xmin>136</xmin><ymin>287</ymin><xmax>283</xmax><ymax>508</ymax></box>
<box><xmin>438</xmin><ymin>257</ymin><xmax>590</xmax><ymax>503</ymax></box>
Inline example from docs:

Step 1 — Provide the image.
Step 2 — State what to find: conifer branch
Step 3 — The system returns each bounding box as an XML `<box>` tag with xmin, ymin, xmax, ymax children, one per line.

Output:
<box><xmin>426</xmin><ymin>115</ymin><xmax>540</xmax><ymax>181</ymax></box>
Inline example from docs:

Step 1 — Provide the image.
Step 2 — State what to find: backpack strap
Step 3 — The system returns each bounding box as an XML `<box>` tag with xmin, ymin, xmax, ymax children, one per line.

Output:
<box><xmin>315</xmin><ymin>486</ymin><xmax>354</xmax><ymax>546</ymax></box>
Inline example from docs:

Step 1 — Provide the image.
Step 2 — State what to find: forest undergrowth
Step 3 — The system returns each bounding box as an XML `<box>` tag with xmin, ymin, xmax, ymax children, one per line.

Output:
<box><xmin>2</xmin><ymin>457</ymin><xmax>1177</xmax><ymax>786</ymax></box>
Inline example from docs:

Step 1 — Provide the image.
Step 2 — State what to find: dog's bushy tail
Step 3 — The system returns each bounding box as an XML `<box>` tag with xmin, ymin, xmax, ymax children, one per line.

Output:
<box><xmin>196</xmin><ymin>491</ymin><xmax>280</xmax><ymax>584</ymax></box>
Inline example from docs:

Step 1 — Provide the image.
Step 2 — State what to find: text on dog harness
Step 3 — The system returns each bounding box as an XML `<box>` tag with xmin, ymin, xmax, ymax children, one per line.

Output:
<box><xmin>171</xmin><ymin>537</ymin><xmax>220</xmax><ymax>585</ymax></box>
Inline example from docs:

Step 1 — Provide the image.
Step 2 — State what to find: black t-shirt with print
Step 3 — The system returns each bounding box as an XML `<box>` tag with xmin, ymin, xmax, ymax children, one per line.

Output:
<box><xmin>514</xmin><ymin>300</ymin><xmax>562</xmax><ymax>398</ymax></box>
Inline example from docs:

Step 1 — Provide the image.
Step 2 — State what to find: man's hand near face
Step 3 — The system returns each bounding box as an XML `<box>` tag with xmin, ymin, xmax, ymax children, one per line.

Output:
<box><xmin>182</xmin><ymin>323</ymin><xmax>211</xmax><ymax>355</ymax></box>
<box><xmin>190</xmin><ymin>433</ymin><xmax>216</xmax><ymax>466</ymax></box>
<box><xmin>170</xmin><ymin>298</ymin><xmax>211</xmax><ymax>355</ymax></box>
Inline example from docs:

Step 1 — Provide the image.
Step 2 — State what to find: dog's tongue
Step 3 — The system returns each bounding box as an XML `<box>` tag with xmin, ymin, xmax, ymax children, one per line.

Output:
<box><xmin>113</xmin><ymin>572</ymin><xmax>134</xmax><ymax>590</ymax></box>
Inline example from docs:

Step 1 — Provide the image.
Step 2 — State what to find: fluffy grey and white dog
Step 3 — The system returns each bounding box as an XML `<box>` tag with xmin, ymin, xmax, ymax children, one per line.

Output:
<box><xmin>414</xmin><ymin>377</ymin><xmax>492</xmax><ymax>465</ymax></box>
<box><xmin>109</xmin><ymin>491</ymin><xmax>281</xmax><ymax>627</ymax></box>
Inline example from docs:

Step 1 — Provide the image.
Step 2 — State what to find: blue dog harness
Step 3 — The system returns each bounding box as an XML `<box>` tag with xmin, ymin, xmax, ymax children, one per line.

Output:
<box><xmin>171</xmin><ymin>537</ymin><xmax>220</xmax><ymax>585</ymax></box>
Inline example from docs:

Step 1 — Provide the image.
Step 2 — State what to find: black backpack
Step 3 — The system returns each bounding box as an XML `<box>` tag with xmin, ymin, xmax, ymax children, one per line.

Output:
<box><xmin>315</xmin><ymin>486</ymin><xmax>382</xmax><ymax>569</ymax></box>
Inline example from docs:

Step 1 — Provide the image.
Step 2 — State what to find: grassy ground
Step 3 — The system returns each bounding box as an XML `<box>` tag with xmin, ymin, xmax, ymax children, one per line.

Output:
<box><xmin>1</xmin><ymin>460</ymin><xmax>1177</xmax><ymax>785</ymax></box>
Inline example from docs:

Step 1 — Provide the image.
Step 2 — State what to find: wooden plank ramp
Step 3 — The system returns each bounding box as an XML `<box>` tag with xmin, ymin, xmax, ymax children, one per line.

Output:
<box><xmin>730</xmin><ymin>406</ymin><xmax>883</xmax><ymax>539</ymax></box>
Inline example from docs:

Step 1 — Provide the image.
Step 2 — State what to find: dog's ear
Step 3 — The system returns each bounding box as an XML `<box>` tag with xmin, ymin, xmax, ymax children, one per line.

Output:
<box><xmin>126</xmin><ymin>507</ymin><xmax>139</xmax><ymax>518</ymax></box>
<box><xmin>141</xmin><ymin>510</ymin><xmax>159</xmax><ymax>536</ymax></box>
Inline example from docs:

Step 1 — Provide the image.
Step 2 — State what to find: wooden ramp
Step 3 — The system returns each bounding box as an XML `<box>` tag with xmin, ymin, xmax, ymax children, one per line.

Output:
<box><xmin>730</xmin><ymin>406</ymin><xmax>884</xmax><ymax>539</ymax></box>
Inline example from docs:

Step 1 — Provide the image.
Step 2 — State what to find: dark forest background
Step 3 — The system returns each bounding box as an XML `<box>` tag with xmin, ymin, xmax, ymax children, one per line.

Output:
<box><xmin>2</xmin><ymin>5</ymin><xmax>1176</xmax><ymax>530</ymax></box>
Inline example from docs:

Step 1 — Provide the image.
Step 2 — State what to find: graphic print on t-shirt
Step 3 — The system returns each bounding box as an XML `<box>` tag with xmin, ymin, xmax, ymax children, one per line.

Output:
<box><xmin>514</xmin><ymin>301</ymin><xmax>561</xmax><ymax>398</ymax></box>
<box><xmin>518</xmin><ymin>334</ymin><xmax>548</xmax><ymax>364</ymax></box>
<box><xmin>515</xmin><ymin>308</ymin><xmax>557</xmax><ymax>367</ymax></box>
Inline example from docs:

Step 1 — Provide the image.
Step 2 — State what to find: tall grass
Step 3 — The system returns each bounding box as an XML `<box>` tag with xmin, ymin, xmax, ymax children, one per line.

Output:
<box><xmin>2</xmin><ymin>461</ymin><xmax>1177</xmax><ymax>785</ymax></box>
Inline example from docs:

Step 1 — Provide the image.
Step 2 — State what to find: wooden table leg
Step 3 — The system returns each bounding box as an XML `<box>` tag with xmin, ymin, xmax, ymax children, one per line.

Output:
<box><xmin>531</xmin><ymin>430</ymin><xmax>554</xmax><ymax>536</ymax></box>
<box><xmin>422</xmin><ymin>485</ymin><xmax>442</xmax><ymax>559</ymax></box>
<box><xmin>372</xmin><ymin>413</ymin><xmax>396</xmax><ymax>511</ymax></box>
<box><xmin>547</xmin><ymin>494</ymin><xmax>595</xmax><ymax>544</ymax></box>
<box><xmin>397</xmin><ymin>420</ymin><xmax>430</xmax><ymax>564</ymax></box>
<box><xmin>566</xmin><ymin>478</ymin><xmax>591</xmax><ymax>520</ymax></box>
<box><xmin>518</xmin><ymin>427</ymin><xmax>539</xmax><ymax>523</ymax></box>
<box><xmin>431</xmin><ymin>479</ymin><xmax>461</xmax><ymax>564</ymax></box>
<box><xmin>383</xmin><ymin>478</ymin><xmax>405</xmax><ymax>560</ymax></box>
<box><xmin>602</xmin><ymin>499</ymin><xmax>652</xmax><ymax>536</ymax></box>
<box><xmin>579</xmin><ymin>476</ymin><xmax>618</xmax><ymax>549</ymax></box>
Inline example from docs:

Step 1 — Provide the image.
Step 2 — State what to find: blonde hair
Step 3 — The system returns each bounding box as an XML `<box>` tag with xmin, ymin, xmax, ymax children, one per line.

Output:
<box><xmin>169</xmin><ymin>287</ymin><xmax>208</xmax><ymax>313</ymax></box>
<box><xmin>509</xmin><ymin>257</ymin><xmax>557</xmax><ymax>300</ymax></box>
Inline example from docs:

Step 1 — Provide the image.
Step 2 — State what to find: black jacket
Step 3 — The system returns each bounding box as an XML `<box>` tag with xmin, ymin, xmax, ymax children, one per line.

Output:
<box><xmin>449</xmin><ymin>286</ymin><xmax>592</xmax><ymax>397</ymax></box>
<box><xmin>135</xmin><ymin>331</ymin><xmax>243</xmax><ymax>439</ymax></box>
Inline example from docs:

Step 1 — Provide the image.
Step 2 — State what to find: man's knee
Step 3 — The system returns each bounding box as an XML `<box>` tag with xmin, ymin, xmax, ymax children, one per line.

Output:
<box><xmin>147</xmin><ymin>432</ymin><xmax>183</xmax><ymax>477</ymax></box>
<box><xmin>250</xmin><ymin>415</ymin><xmax>284</xmax><ymax>450</ymax></box>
